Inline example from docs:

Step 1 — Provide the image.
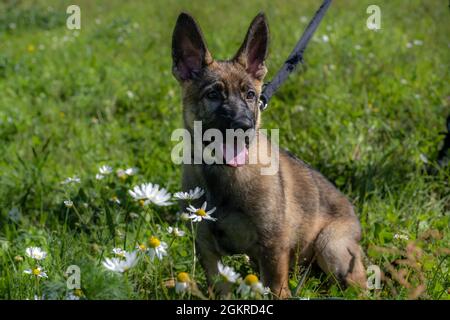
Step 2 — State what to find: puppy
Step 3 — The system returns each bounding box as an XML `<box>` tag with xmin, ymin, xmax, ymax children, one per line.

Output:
<box><xmin>171</xmin><ymin>12</ymin><xmax>366</xmax><ymax>298</ymax></box>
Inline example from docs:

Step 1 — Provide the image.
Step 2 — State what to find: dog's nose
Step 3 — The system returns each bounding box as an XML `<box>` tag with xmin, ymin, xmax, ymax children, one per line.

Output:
<box><xmin>231</xmin><ymin>117</ymin><xmax>254</xmax><ymax>131</ymax></box>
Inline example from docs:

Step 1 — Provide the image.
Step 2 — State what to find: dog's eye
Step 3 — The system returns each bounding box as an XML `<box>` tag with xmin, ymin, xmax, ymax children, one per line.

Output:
<box><xmin>246</xmin><ymin>90</ymin><xmax>256</xmax><ymax>100</ymax></box>
<box><xmin>206</xmin><ymin>90</ymin><xmax>221</xmax><ymax>100</ymax></box>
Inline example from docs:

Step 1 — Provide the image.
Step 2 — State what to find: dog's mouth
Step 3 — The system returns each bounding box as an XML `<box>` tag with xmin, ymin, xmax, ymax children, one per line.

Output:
<box><xmin>219</xmin><ymin>141</ymin><xmax>249</xmax><ymax>168</ymax></box>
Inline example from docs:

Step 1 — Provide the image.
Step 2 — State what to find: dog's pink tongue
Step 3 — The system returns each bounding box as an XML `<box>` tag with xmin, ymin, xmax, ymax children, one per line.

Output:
<box><xmin>221</xmin><ymin>142</ymin><xmax>248</xmax><ymax>167</ymax></box>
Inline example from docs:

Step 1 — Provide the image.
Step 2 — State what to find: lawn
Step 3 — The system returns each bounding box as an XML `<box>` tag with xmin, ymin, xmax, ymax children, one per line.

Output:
<box><xmin>0</xmin><ymin>0</ymin><xmax>448</xmax><ymax>300</ymax></box>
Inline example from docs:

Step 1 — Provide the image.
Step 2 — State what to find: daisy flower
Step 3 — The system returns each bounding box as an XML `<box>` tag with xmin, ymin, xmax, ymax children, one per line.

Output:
<box><xmin>179</xmin><ymin>212</ymin><xmax>191</xmax><ymax>221</ymax></box>
<box><xmin>102</xmin><ymin>251</ymin><xmax>138</xmax><ymax>273</ymax></box>
<box><xmin>24</xmin><ymin>266</ymin><xmax>48</xmax><ymax>278</ymax></box>
<box><xmin>218</xmin><ymin>262</ymin><xmax>240</xmax><ymax>283</ymax></box>
<box><xmin>66</xmin><ymin>289</ymin><xmax>84</xmax><ymax>300</ymax></box>
<box><xmin>112</xmin><ymin>248</ymin><xmax>126</xmax><ymax>257</ymax></box>
<box><xmin>394</xmin><ymin>234</ymin><xmax>409</xmax><ymax>241</ymax></box>
<box><xmin>96</xmin><ymin>174</ymin><xmax>104</xmax><ymax>180</ymax></box>
<box><xmin>186</xmin><ymin>201</ymin><xmax>217</xmax><ymax>222</ymax></box>
<box><xmin>173</xmin><ymin>187</ymin><xmax>205</xmax><ymax>201</ymax></box>
<box><xmin>99</xmin><ymin>165</ymin><xmax>113</xmax><ymax>175</ymax></box>
<box><xmin>117</xmin><ymin>167</ymin><xmax>138</xmax><ymax>180</ymax></box>
<box><xmin>175</xmin><ymin>272</ymin><xmax>190</xmax><ymax>293</ymax></box>
<box><xmin>125</xmin><ymin>167</ymin><xmax>138</xmax><ymax>175</ymax></box>
<box><xmin>110</xmin><ymin>196</ymin><xmax>121</xmax><ymax>204</ymax></box>
<box><xmin>128</xmin><ymin>183</ymin><xmax>172</xmax><ymax>206</ymax></box>
<box><xmin>64</xmin><ymin>200</ymin><xmax>73</xmax><ymax>208</ymax></box>
<box><xmin>147</xmin><ymin>236</ymin><xmax>168</xmax><ymax>261</ymax></box>
<box><xmin>167</xmin><ymin>226</ymin><xmax>185</xmax><ymax>237</ymax></box>
<box><xmin>61</xmin><ymin>176</ymin><xmax>81</xmax><ymax>184</ymax></box>
<box><xmin>135</xmin><ymin>243</ymin><xmax>148</xmax><ymax>253</ymax></box>
<box><xmin>25</xmin><ymin>247</ymin><xmax>47</xmax><ymax>260</ymax></box>
<box><xmin>66</xmin><ymin>292</ymin><xmax>80</xmax><ymax>300</ymax></box>
<box><xmin>237</xmin><ymin>274</ymin><xmax>270</xmax><ymax>296</ymax></box>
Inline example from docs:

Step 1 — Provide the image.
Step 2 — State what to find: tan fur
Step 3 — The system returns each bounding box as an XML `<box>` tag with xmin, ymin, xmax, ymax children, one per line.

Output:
<box><xmin>172</xmin><ymin>12</ymin><xmax>366</xmax><ymax>299</ymax></box>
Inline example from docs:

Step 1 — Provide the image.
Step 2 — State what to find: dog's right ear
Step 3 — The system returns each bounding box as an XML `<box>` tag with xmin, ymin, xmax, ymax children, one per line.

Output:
<box><xmin>172</xmin><ymin>12</ymin><xmax>212</xmax><ymax>82</ymax></box>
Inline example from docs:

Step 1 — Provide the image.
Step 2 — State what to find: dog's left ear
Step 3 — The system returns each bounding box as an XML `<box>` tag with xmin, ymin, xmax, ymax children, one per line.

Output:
<box><xmin>233</xmin><ymin>13</ymin><xmax>269</xmax><ymax>80</ymax></box>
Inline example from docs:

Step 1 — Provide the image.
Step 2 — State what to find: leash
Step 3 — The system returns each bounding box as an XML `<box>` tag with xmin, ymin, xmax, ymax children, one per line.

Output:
<box><xmin>259</xmin><ymin>0</ymin><xmax>333</xmax><ymax>111</ymax></box>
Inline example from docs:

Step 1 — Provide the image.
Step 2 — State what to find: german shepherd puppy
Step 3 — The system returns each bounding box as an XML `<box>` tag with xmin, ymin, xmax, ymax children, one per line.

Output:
<box><xmin>171</xmin><ymin>12</ymin><xmax>366</xmax><ymax>298</ymax></box>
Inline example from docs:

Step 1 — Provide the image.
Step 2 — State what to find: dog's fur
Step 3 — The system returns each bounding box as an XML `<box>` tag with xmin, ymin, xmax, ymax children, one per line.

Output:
<box><xmin>171</xmin><ymin>12</ymin><xmax>366</xmax><ymax>298</ymax></box>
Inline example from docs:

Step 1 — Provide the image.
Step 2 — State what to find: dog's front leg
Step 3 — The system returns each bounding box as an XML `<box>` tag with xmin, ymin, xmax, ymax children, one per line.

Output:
<box><xmin>196</xmin><ymin>222</ymin><xmax>228</xmax><ymax>297</ymax></box>
<box><xmin>258</xmin><ymin>246</ymin><xmax>291</xmax><ymax>299</ymax></box>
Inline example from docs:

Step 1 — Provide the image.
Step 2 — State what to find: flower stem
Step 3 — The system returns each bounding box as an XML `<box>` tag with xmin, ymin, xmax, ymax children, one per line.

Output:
<box><xmin>190</xmin><ymin>221</ymin><xmax>197</xmax><ymax>280</ymax></box>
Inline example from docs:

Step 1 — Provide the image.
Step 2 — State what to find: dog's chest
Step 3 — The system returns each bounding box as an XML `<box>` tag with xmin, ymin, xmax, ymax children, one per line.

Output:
<box><xmin>208</xmin><ymin>201</ymin><xmax>259</xmax><ymax>255</ymax></box>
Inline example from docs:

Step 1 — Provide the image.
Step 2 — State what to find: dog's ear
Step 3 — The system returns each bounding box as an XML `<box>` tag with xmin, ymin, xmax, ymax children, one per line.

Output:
<box><xmin>233</xmin><ymin>13</ymin><xmax>269</xmax><ymax>80</ymax></box>
<box><xmin>172</xmin><ymin>12</ymin><xmax>212</xmax><ymax>81</ymax></box>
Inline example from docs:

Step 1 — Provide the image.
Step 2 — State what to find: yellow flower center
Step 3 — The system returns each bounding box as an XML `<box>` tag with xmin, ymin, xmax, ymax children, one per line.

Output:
<box><xmin>27</xmin><ymin>44</ymin><xmax>35</xmax><ymax>53</ymax></box>
<box><xmin>177</xmin><ymin>272</ymin><xmax>190</xmax><ymax>283</ymax></box>
<box><xmin>244</xmin><ymin>274</ymin><xmax>259</xmax><ymax>286</ymax></box>
<box><xmin>74</xmin><ymin>289</ymin><xmax>83</xmax><ymax>297</ymax></box>
<box><xmin>138</xmin><ymin>244</ymin><xmax>147</xmax><ymax>251</ymax></box>
<box><xmin>196</xmin><ymin>209</ymin><xmax>206</xmax><ymax>216</ymax></box>
<box><xmin>139</xmin><ymin>199</ymin><xmax>146</xmax><ymax>207</ymax></box>
<box><xmin>148</xmin><ymin>236</ymin><xmax>161</xmax><ymax>248</ymax></box>
<box><xmin>32</xmin><ymin>268</ymin><xmax>41</xmax><ymax>276</ymax></box>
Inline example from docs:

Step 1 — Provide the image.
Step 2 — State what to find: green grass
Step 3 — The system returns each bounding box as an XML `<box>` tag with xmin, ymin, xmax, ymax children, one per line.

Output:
<box><xmin>0</xmin><ymin>0</ymin><xmax>449</xmax><ymax>300</ymax></box>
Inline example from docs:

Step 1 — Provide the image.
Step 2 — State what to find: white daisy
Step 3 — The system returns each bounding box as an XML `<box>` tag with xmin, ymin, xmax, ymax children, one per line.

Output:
<box><xmin>237</xmin><ymin>274</ymin><xmax>270</xmax><ymax>297</ymax></box>
<box><xmin>102</xmin><ymin>250</ymin><xmax>138</xmax><ymax>273</ymax></box>
<box><xmin>64</xmin><ymin>200</ymin><xmax>73</xmax><ymax>208</ymax></box>
<box><xmin>61</xmin><ymin>176</ymin><xmax>81</xmax><ymax>184</ymax></box>
<box><xmin>394</xmin><ymin>234</ymin><xmax>409</xmax><ymax>241</ymax></box>
<box><xmin>99</xmin><ymin>165</ymin><xmax>113</xmax><ymax>175</ymax></box>
<box><xmin>135</xmin><ymin>243</ymin><xmax>148</xmax><ymax>253</ymax></box>
<box><xmin>128</xmin><ymin>183</ymin><xmax>172</xmax><ymax>206</ymax></box>
<box><xmin>66</xmin><ymin>292</ymin><xmax>80</xmax><ymax>300</ymax></box>
<box><xmin>110</xmin><ymin>196</ymin><xmax>121</xmax><ymax>204</ymax></box>
<box><xmin>186</xmin><ymin>201</ymin><xmax>217</xmax><ymax>222</ymax></box>
<box><xmin>116</xmin><ymin>167</ymin><xmax>137</xmax><ymax>180</ymax></box>
<box><xmin>218</xmin><ymin>262</ymin><xmax>240</xmax><ymax>283</ymax></box>
<box><xmin>24</xmin><ymin>266</ymin><xmax>48</xmax><ymax>278</ymax></box>
<box><xmin>66</xmin><ymin>289</ymin><xmax>83</xmax><ymax>300</ymax></box>
<box><xmin>173</xmin><ymin>187</ymin><xmax>205</xmax><ymax>200</ymax></box>
<box><xmin>126</xmin><ymin>90</ymin><xmax>134</xmax><ymax>99</ymax></box>
<box><xmin>147</xmin><ymin>236</ymin><xmax>168</xmax><ymax>261</ymax></box>
<box><xmin>167</xmin><ymin>226</ymin><xmax>185</xmax><ymax>237</ymax></box>
<box><xmin>175</xmin><ymin>272</ymin><xmax>190</xmax><ymax>293</ymax></box>
<box><xmin>112</xmin><ymin>248</ymin><xmax>126</xmax><ymax>257</ymax></box>
<box><xmin>25</xmin><ymin>247</ymin><xmax>47</xmax><ymax>260</ymax></box>
<box><xmin>179</xmin><ymin>212</ymin><xmax>191</xmax><ymax>221</ymax></box>
<box><xmin>95</xmin><ymin>174</ymin><xmax>104</xmax><ymax>180</ymax></box>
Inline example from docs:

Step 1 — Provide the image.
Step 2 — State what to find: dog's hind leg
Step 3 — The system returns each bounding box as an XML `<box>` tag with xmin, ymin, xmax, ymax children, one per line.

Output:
<box><xmin>314</xmin><ymin>218</ymin><xmax>367</xmax><ymax>289</ymax></box>
<box><xmin>258</xmin><ymin>245</ymin><xmax>291</xmax><ymax>299</ymax></box>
